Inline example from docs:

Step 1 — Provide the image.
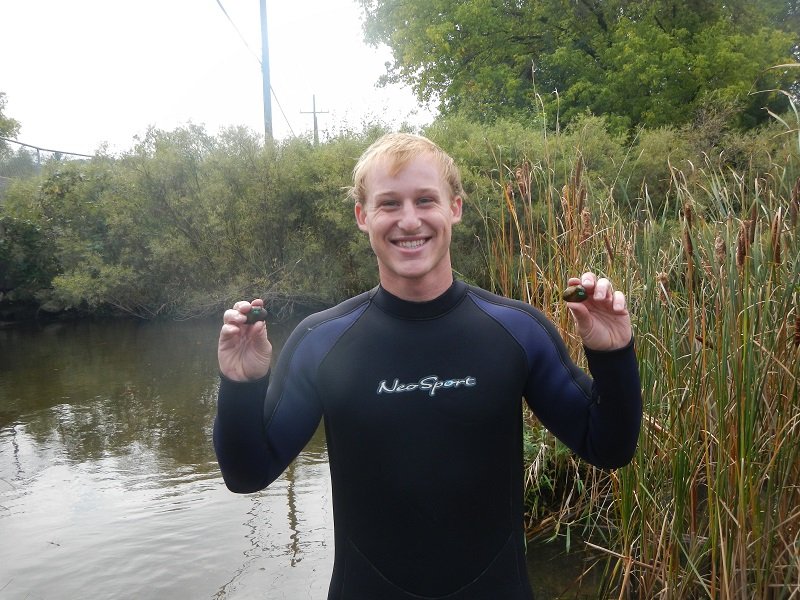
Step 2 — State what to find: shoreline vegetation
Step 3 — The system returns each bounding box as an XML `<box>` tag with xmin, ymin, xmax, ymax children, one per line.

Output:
<box><xmin>2</xmin><ymin>109</ymin><xmax>799</xmax><ymax>597</ymax></box>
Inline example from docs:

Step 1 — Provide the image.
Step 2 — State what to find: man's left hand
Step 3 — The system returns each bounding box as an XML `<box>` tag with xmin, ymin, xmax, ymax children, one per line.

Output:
<box><xmin>565</xmin><ymin>272</ymin><xmax>632</xmax><ymax>351</ymax></box>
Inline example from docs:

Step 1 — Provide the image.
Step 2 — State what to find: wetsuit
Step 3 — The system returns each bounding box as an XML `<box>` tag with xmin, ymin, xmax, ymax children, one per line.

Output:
<box><xmin>214</xmin><ymin>280</ymin><xmax>642</xmax><ymax>600</ymax></box>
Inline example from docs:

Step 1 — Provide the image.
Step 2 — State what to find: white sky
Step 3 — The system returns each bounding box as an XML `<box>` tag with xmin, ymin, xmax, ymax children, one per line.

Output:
<box><xmin>0</xmin><ymin>0</ymin><xmax>436</xmax><ymax>156</ymax></box>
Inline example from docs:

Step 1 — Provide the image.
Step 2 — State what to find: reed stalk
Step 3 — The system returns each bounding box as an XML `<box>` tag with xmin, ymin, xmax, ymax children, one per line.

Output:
<box><xmin>482</xmin><ymin>134</ymin><xmax>800</xmax><ymax>599</ymax></box>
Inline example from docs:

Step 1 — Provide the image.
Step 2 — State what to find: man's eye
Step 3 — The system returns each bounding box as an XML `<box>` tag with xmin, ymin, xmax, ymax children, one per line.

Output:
<box><xmin>418</xmin><ymin>197</ymin><xmax>435</xmax><ymax>204</ymax></box>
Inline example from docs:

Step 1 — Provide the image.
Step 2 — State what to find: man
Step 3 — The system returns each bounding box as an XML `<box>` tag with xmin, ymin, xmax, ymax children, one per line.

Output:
<box><xmin>214</xmin><ymin>133</ymin><xmax>642</xmax><ymax>599</ymax></box>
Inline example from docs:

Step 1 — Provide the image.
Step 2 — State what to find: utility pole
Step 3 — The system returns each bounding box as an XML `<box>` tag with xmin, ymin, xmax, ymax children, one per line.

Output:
<box><xmin>300</xmin><ymin>95</ymin><xmax>328</xmax><ymax>145</ymax></box>
<box><xmin>259</xmin><ymin>0</ymin><xmax>273</xmax><ymax>141</ymax></box>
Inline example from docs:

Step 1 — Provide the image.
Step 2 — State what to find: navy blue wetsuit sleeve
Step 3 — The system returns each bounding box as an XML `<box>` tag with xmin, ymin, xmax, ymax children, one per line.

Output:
<box><xmin>213</xmin><ymin>327</ymin><xmax>325</xmax><ymax>493</ymax></box>
<box><xmin>582</xmin><ymin>341</ymin><xmax>642</xmax><ymax>468</ymax></box>
<box><xmin>213</xmin><ymin>296</ymin><xmax>369</xmax><ymax>494</ymax></box>
<box><xmin>523</xmin><ymin>315</ymin><xmax>641</xmax><ymax>469</ymax></box>
<box><xmin>470</xmin><ymin>289</ymin><xmax>641</xmax><ymax>469</ymax></box>
<box><xmin>213</xmin><ymin>374</ymin><xmax>274</xmax><ymax>493</ymax></box>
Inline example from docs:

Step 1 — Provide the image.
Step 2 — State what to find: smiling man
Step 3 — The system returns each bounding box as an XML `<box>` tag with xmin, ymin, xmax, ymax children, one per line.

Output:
<box><xmin>213</xmin><ymin>133</ymin><xmax>642</xmax><ymax>599</ymax></box>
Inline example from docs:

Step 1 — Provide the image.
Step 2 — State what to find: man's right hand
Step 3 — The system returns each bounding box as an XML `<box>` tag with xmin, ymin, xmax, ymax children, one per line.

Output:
<box><xmin>218</xmin><ymin>299</ymin><xmax>273</xmax><ymax>381</ymax></box>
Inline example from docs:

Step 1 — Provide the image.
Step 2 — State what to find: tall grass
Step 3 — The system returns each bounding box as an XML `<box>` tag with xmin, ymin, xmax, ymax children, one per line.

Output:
<box><xmin>482</xmin><ymin>128</ymin><xmax>800</xmax><ymax>598</ymax></box>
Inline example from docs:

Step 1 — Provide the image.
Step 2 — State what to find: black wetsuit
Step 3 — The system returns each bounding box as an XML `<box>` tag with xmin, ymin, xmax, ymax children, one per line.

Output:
<box><xmin>214</xmin><ymin>280</ymin><xmax>642</xmax><ymax>600</ymax></box>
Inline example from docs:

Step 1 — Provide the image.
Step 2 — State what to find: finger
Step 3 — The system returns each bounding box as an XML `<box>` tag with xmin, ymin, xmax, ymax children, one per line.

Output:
<box><xmin>594</xmin><ymin>277</ymin><xmax>613</xmax><ymax>301</ymax></box>
<box><xmin>223</xmin><ymin>308</ymin><xmax>247</xmax><ymax>324</ymax></box>
<box><xmin>612</xmin><ymin>290</ymin><xmax>627</xmax><ymax>312</ymax></box>
<box><xmin>566</xmin><ymin>304</ymin><xmax>592</xmax><ymax>336</ymax></box>
<box><xmin>580</xmin><ymin>272</ymin><xmax>597</xmax><ymax>291</ymax></box>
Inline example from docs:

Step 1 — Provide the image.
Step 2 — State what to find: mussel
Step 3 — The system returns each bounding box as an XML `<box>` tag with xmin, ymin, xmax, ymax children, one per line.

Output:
<box><xmin>245</xmin><ymin>307</ymin><xmax>268</xmax><ymax>324</ymax></box>
<box><xmin>562</xmin><ymin>285</ymin><xmax>588</xmax><ymax>303</ymax></box>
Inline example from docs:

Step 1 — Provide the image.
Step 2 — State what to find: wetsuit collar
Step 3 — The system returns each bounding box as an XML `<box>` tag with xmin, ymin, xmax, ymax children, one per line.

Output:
<box><xmin>371</xmin><ymin>279</ymin><xmax>468</xmax><ymax>320</ymax></box>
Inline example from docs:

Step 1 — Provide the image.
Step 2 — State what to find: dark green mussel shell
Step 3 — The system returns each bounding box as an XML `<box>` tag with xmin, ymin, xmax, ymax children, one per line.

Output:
<box><xmin>245</xmin><ymin>307</ymin><xmax>268</xmax><ymax>324</ymax></box>
<box><xmin>562</xmin><ymin>285</ymin><xmax>588</xmax><ymax>302</ymax></box>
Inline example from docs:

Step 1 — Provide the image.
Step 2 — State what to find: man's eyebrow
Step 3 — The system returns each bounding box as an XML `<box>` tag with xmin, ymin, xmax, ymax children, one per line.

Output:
<box><xmin>374</xmin><ymin>188</ymin><xmax>441</xmax><ymax>199</ymax></box>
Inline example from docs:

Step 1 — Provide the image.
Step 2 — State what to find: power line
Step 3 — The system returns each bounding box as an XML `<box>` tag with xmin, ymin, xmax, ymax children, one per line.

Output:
<box><xmin>0</xmin><ymin>136</ymin><xmax>93</xmax><ymax>159</ymax></box>
<box><xmin>214</xmin><ymin>0</ymin><xmax>295</xmax><ymax>138</ymax></box>
<box><xmin>214</xmin><ymin>0</ymin><xmax>261</xmax><ymax>65</ymax></box>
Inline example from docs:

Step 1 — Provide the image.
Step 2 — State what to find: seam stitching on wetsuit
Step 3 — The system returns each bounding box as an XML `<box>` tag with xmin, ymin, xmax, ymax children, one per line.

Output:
<box><xmin>346</xmin><ymin>533</ymin><xmax>516</xmax><ymax>599</ymax></box>
<box><xmin>263</xmin><ymin>297</ymin><xmax>372</xmax><ymax>433</ymax></box>
<box><xmin>466</xmin><ymin>289</ymin><xmax>592</xmax><ymax>402</ymax></box>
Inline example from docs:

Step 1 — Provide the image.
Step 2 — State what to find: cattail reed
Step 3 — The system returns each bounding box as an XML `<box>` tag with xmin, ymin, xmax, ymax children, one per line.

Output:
<box><xmin>683</xmin><ymin>227</ymin><xmax>694</xmax><ymax>259</ymax></box>
<box><xmin>515</xmin><ymin>163</ymin><xmax>530</xmax><ymax>198</ymax></box>
<box><xmin>580</xmin><ymin>207</ymin><xmax>592</xmax><ymax>244</ymax></box>
<box><xmin>603</xmin><ymin>232</ymin><xmax>615</xmax><ymax>265</ymax></box>
<box><xmin>736</xmin><ymin>220</ymin><xmax>750</xmax><ymax>268</ymax></box>
<box><xmin>481</xmin><ymin>131</ymin><xmax>799</xmax><ymax>600</ymax></box>
<box><xmin>714</xmin><ymin>235</ymin><xmax>726</xmax><ymax>266</ymax></box>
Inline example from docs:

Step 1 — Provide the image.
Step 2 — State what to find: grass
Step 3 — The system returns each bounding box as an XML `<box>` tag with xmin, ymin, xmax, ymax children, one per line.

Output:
<box><xmin>482</xmin><ymin>128</ymin><xmax>800</xmax><ymax>598</ymax></box>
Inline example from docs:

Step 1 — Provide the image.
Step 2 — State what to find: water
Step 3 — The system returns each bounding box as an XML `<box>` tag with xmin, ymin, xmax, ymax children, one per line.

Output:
<box><xmin>0</xmin><ymin>318</ymin><xmax>597</xmax><ymax>599</ymax></box>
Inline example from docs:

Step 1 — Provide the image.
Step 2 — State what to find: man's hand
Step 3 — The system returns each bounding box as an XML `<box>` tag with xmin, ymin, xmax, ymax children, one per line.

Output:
<box><xmin>565</xmin><ymin>272</ymin><xmax>632</xmax><ymax>351</ymax></box>
<box><xmin>218</xmin><ymin>299</ymin><xmax>273</xmax><ymax>381</ymax></box>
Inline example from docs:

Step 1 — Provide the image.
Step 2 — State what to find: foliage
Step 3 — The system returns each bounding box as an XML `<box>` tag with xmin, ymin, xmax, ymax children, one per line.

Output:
<box><xmin>2</xmin><ymin>112</ymin><xmax>799</xmax><ymax>320</ymax></box>
<box><xmin>358</xmin><ymin>0</ymin><xmax>799</xmax><ymax>129</ymax></box>
<box><xmin>0</xmin><ymin>125</ymin><xmax>388</xmax><ymax>318</ymax></box>
<box><xmin>480</xmin><ymin>113</ymin><xmax>800</xmax><ymax>597</ymax></box>
<box><xmin>0</xmin><ymin>92</ymin><xmax>21</xmax><ymax>157</ymax></box>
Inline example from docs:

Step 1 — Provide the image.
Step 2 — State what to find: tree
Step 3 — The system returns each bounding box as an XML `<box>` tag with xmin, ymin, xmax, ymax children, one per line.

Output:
<box><xmin>0</xmin><ymin>92</ymin><xmax>21</xmax><ymax>157</ymax></box>
<box><xmin>359</xmin><ymin>0</ymin><xmax>799</xmax><ymax>129</ymax></box>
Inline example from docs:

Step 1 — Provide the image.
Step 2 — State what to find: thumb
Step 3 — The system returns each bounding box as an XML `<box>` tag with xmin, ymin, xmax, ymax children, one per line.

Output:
<box><xmin>567</xmin><ymin>304</ymin><xmax>593</xmax><ymax>339</ymax></box>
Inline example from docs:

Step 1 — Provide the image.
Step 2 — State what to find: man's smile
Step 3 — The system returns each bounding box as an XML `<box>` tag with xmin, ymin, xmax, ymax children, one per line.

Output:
<box><xmin>394</xmin><ymin>238</ymin><xmax>429</xmax><ymax>249</ymax></box>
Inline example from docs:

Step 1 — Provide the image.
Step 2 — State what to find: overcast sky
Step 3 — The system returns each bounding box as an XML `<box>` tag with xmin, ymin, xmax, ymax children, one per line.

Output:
<box><xmin>0</xmin><ymin>0</ymin><xmax>435</xmax><ymax>156</ymax></box>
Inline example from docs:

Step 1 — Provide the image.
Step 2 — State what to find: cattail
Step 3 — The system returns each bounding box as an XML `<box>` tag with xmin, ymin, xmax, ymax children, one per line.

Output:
<box><xmin>603</xmin><ymin>232</ymin><xmax>615</xmax><ymax>265</ymax></box>
<box><xmin>683</xmin><ymin>227</ymin><xmax>694</xmax><ymax>259</ymax></box>
<box><xmin>505</xmin><ymin>181</ymin><xmax>515</xmax><ymax>201</ymax></box>
<box><xmin>736</xmin><ymin>221</ymin><xmax>749</xmax><ymax>268</ymax></box>
<box><xmin>684</xmin><ymin>202</ymin><xmax>693</xmax><ymax>231</ymax></box>
<box><xmin>576</xmin><ymin>183</ymin><xmax>586</xmax><ymax>218</ymax></box>
<box><xmin>580</xmin><ymin>206</ymin><xmax>592</xmax><ymax>244</ymax></box>
<box><xmin>790</xmin><ymin>195</ymin><xmax>798</xmax><ymax>230</ymax></box>
<box><xmin>714</xmin><ymin>235</ymin><xmax>726</xmax><ymax>266</ymax></box>
<box><xmin>515</xmin><ymin>164</ymin><xmax>530</xmax><ymax>198</ymax></box>
<box><xmin>561</xmin><ymin>184</ymin><xmax>572</xmax><ymax>232</ymax></box>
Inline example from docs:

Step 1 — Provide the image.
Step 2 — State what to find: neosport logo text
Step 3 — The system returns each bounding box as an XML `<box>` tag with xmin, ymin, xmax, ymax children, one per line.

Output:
<box><xmin>377</xmin><ymin>375</ymin><xmax>477</xmax><ymax>397</ymax></box>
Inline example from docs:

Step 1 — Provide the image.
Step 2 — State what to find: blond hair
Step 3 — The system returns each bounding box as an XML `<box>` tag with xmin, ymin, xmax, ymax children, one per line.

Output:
<box><xmin>349</xmin><ymin>133</ymin><xmax>465</xmax><ymax>204</ymax></box>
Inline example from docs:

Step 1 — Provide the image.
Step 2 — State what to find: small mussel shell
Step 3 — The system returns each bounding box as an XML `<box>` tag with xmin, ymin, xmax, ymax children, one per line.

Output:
<box><xmin>245</xmin><ymin>307</ymin><xmax>268</xmax><ymax>324</ymax></box>
<box><xmin>562</xmin><ymin>285</ymin><xmax>588</xmax><ymax>303</ymax></box>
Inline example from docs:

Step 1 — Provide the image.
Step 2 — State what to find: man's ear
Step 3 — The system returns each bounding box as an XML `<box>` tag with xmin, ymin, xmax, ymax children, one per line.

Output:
<box><xmin>451</xmin><ymin>196</ymin><xmax>463</xmax><ymax>224</ymax></box>
<box><xmin>354</xmin><ymin>201</ymin><xmax>369</xmax><ymax>232</ymax></box>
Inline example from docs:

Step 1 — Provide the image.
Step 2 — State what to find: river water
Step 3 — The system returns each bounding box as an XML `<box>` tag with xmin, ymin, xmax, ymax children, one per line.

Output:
<box><xmin>0</xmin><ymin>317</ymin><xmax>597</xmax><ymax>599</ymax></box>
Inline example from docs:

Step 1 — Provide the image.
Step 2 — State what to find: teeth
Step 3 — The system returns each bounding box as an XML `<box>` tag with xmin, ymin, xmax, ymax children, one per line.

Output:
<box><xmin>397</xmin><ymin>239</ymin><xmax>426</xmax><ymax>249</ymax></box>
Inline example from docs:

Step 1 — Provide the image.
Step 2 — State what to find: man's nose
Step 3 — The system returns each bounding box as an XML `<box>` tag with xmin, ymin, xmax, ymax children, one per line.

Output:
<box><xmin>398</xmin><ymin>201</ymin><xmax>421</xmax><ymax>230</ymax></box>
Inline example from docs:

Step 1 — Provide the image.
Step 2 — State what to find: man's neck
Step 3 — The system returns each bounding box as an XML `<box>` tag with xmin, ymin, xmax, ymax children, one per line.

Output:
<box><xmin>378</xmin><ymin>273</ymin><xmax>455</xmax><ymax>303</ymax></box>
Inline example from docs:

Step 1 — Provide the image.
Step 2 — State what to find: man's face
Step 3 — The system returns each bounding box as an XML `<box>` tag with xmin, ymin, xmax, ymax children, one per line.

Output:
<box><xmin>354</xmin><ymin>153</ymin><xmax>462</xmax><ymax>301</ymax></box>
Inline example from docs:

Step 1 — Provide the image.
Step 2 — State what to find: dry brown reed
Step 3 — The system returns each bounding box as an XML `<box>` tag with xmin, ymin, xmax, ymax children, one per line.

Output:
<box><xmin>482</xmin><ymin>145</ymin><xmax>800</xmax><ymax>600</ymax></box>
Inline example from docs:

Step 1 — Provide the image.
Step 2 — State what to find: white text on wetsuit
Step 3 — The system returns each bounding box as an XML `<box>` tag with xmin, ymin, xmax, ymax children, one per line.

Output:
<box><xmin>377</xmin><ymin>375</ymin><xmax>477</xmax><ymax>397</ymax></box>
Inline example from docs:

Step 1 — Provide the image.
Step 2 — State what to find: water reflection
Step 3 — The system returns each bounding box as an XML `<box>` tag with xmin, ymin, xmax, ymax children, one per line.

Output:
<box><xmin>0</xmin><ymin>318</ymin><xmax>596</xmax><ymax>599</ymax></box>
<box><xmin>0</xmin><ymin>318</ymin><xmax>335</xmax><ymax>599</ymax></box>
